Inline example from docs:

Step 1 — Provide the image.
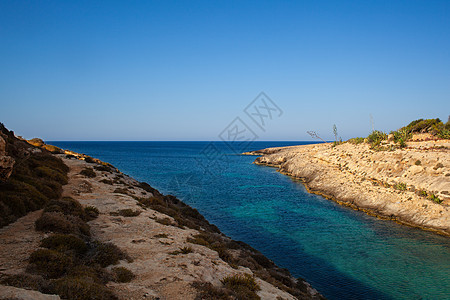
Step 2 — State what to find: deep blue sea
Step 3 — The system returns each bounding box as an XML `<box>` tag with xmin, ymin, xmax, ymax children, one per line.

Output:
<box><xmin>51</xmin><ymin>141</ymin><xmax>450</xmax><ymax>300</ymax></box>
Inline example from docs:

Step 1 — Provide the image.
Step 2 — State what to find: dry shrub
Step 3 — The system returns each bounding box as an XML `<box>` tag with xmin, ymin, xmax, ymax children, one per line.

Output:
<box><xmin>221</xmin><ymin>274</ymin><xmax>260</xmax><ymax>300</ymax></box>
<box><xmin>40</xmin><ymin>234</ymin><xmax>88</xmax><ymax>255</ymax></box>
<box><xmin>84</xmin><ymin>205</ymin><xmax>99</xmax><ymax>220</ymax></box>
<box><xmin>52</xmin><ymin>276</ymin><xmax>118</xmax><ymax>300</ymax></box>
<box><xmin>111</xmin><ymin>267</ymin><xmax>135</xmax><ymax>283</ymax></box>
<box><xmin>28</xmin><ymin>249</ymin><xmax>73</xmax><ymax>278</ymax></box>
<box><xmin>44</xmin><ymin>197</ymin><xmax>87</xmax><ymax>220</ymax></box>
<box><xmin>88</xmin><ymin>242</ymin><xmax>130</xmax><ymax>267</ymax></box>
<box><xmin>35</xmin><ymin>212</ymin><xmax>90</xmax><ymax>237</ymax></box>
<box><xmin>80</xmin><ymin>168</ymin><xmax>96</xmax><ymax>178</ymax></box>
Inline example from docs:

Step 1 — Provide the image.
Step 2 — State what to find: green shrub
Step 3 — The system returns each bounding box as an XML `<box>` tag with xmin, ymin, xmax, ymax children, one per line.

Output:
<box><xmin>392</xmin><ymin>129</ymin><xmax>412</xmax><ymax>145</ymax></box>
<box><xmin>394</xmin><ymin>183</ymin><xmax>407</xmax><ymax>191</ymax></box>
<box><xmin>367</xmin><ymin>131</ymin><xmax>387</xmax><ymax>149</ymax></box>
<box><xmin>438</xmin><ymin>129</ymin><xmax>450</xmax><ymax>139</ymax></box>
<box><xmin>402</xmin><ymin>118</ymin><xmax>443</xmax><ymax>134</ymax></box>
<box><xmin>80</xmin><ymin>168</ymin><xmax>96</xmax><ymax>178</ymax></box>
<box><xmin>35</xmin><ymin>212</ymin><xmax>90</xmax><ymax>237</ymax></box>
<box><xmin>347</xmin><ymin>137</ymin><xmax>364</xmax><ymax>144</ymax></box>
<box><xmin>28</xmin><ymin>249</ymin><xmax>73</xmax><ymax>278</ymax></box>
<box><xmin>88</xmin><ymin>242</ymin><xmax>130</xmax><ymax>267</ymax></box>
<box><xmin>84</xmin><ymin>206</ymin><xmax>99</xmax><ymax>220</ymax></box>
<box><xmin>40</xmin><ymin>234</ymin><xmax>88</xmax><ymax>255</ymax></box>
<box><xmin>111</xmin><ymin>267</ymin><xmax>135</xmax><ymax>283</ymax></box>
<box><xmin>428</xmin><ymin>194</ymin><xmax>442</xmax><ymax>204</ymax></box>
<box><xmin>52</xmin><ymin>276</ymin><xmax>118</xmax><ymax>300</ymax></box>
<box><xmin>415</xmin><ymin>160</ymin><xmax>421</xmax><ymax>166</ymax></box>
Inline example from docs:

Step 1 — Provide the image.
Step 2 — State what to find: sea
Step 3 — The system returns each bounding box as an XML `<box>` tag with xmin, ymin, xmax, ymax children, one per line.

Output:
<box><xmin>50</xmin><ymin>141</ymin><xmax>450</xmax><ymax>300</ymax></box>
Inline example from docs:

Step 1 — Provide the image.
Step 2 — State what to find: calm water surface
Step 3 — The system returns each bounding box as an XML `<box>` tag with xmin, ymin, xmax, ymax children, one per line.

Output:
<box><xmin>51</xmin><ymin>141</ymin><xmax>450</xmax><ymax>300</ymax></box>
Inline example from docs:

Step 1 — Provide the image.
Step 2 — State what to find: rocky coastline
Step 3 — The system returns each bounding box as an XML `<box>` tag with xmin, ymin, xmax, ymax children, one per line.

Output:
<box><xmin>244</xmin><ymin>141</ymin><xmax>450</xmax><ymax>236</ymax></box>
<box><xmin>0</xmin><ymin>124</ymin><xmax>324</xmax><ymax>299</ymax></box>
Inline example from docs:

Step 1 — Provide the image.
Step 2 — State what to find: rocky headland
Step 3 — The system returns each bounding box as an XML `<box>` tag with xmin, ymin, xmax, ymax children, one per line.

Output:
<box><xmin>244</xmin><ymin>139</ymin><xmax>450</xmax><ymax>236</ymax></box>
<box><xmin>0</xmin><ymin>123</ymin><xmax>323</xmax><ymax>300</ymax></box>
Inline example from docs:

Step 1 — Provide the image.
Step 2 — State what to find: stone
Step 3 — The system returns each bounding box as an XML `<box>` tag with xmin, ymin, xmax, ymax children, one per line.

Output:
<box><xmin>0</xmin><ymin>136</ymin><xmax>15</xmax><ymax>181</ymax></box>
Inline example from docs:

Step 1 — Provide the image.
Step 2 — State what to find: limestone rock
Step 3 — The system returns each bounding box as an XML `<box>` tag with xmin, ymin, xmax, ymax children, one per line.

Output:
<box><xmin>249</xmin><ymin>140</ymin><xmax>450</xmax><ymax>235</ymax></box>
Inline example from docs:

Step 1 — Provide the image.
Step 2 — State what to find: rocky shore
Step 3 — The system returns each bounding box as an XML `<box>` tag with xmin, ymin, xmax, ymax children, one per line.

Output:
<box><xmin>0</xmin><ymin>125</ymin><xmax>324</xmax><ymax>299</ymax></box>
<box><xmin>244</xmin><ymin>140</ymin><xmax>450</xmax><ymax>236</ymax></box>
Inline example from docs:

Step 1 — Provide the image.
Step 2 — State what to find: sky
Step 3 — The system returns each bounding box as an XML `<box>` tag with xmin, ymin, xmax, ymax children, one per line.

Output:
<box><xmin>1</xmin><ymin>0</ymin><xmax>449</xmax><ymax>141</ymax></box>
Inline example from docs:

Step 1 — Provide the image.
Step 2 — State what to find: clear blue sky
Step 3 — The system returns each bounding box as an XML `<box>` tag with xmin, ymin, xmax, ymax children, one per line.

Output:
<box><xmin>1</xmin><ymin>0</ymin><xmax>449</xmax><ymax>141</ymax></box>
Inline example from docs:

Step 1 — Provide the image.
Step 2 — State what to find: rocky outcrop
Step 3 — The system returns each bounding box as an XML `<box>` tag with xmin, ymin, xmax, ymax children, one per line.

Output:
<box><xmin>0</xmin><ymin>135</ymin><xmax>15</xmax><ymax>181</ymax></box>
<box><xmin>0</xmin><ymin>285</ymin><xmax>60</xmax><ymax>300</ymax></box>
<box><xmin>247</xmin><ymin>141</ymin><xmax>450</xmax><ymax>236</ymax></box>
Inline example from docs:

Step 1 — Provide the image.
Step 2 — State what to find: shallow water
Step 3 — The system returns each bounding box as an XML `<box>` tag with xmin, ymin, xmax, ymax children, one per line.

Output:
<box><xmin>52</xmin><ymin>141</ymin><xmax>450</xmax><ymax>299</ymax></box>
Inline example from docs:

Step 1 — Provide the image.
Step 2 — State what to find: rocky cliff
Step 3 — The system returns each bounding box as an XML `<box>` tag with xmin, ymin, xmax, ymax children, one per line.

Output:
<box><xmin>245</xmin><ymin>140</ymin><xmax>450</xmax><ymax>236</ymax></box>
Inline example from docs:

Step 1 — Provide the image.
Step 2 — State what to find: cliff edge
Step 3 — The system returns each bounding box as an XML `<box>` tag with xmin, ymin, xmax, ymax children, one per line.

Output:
<box><xmin>0</xmin><ymin>123</ymin><xmax>323</xmax><ymax>300</ymax></box>
<box><xmin>245</xmin><ymin>140</ymin><xmax>450</xmax><ymax>236</ymax></box>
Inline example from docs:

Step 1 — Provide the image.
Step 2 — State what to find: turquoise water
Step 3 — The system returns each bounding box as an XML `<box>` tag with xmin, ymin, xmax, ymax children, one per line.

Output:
<box><xmin>51</xmin><ymin>141</ymin><xmax>450</xmax><ymax>300</ymax></box>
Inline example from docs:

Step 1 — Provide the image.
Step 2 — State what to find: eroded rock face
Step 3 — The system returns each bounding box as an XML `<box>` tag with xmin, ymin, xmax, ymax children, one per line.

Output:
<box><xmin>0</xmin><ymin>135</ymin><xmax>15</xmax><ymax>181</ymax></box>
<box><xmin>250</xmin><ymin>141</ymin><xmax>450</xmax><ymax>235</ymax></box>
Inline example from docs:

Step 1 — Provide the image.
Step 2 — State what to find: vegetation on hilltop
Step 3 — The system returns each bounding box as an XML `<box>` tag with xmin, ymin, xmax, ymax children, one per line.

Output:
<box><xmin>343</xmin><ymin>117</ymin><xmax>450</xmax><ymax>151</ymax></box>
<box><xmin>0</xmin><ymin>123</ymin><xmax>69</xmax><ymax>227</ymax></box>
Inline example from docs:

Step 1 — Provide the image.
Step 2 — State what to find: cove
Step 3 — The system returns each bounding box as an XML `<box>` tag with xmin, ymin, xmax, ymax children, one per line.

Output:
<box><xmin>51</xmin><ymin>141</ymin><xmax>450</xmax><ymax>300</ymax></box>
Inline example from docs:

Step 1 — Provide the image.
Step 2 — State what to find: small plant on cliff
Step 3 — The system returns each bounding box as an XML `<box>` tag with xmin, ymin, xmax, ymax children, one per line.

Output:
<box><xmin>415</xmin><ymin>160</ymin><xmax>421</xmax><ymax>166</ymax></box>
<box><xmin>367</xmin><ymin>130</ymin><xmax>387</xmax><ymax>149</ymax></box>
<box><xmin>111</xmin><ymin>267</ymin><xmax>135</xmax><ymax>283</ymax></box>
<box><xmin>116</xmin><ymin>208</ymin><xmax>141</xmax><ymax>217</ymax></box>
<box><xmin>347</xmin><ymin>137</ymin><xmax>364</xmax><ymax>144</ymax></box>
<box><xmin>438</xmin><ymin>129</ymin><xmax>450</xmax><ymax>139</ymax></box>
<box><xmin>428</xmin><ymin>193</ymin><xmax>442</xmax><ymax>204</ymax></box>
<box><xmin>170</xmin><ymin>246</ymin><xmax>193</xmax><ymax>255</ymax></box>
<box><xmin>51</xmin><ymin>276</ymin><xmax>117</xmax><ymax>300</ymax></box>
<box><xmin>391</xmin><ymin>129</ymin><xmax>412</xmax><ymax>148</ymax></box>
<box><xmin>84</xmin><ymin>206</ymin><xmax>99</xmax><ymax>220</ymax></box>
<box><xmin>332</xmin><ymin>124</ymin><xmax>342</xmax><ymax>147</ymax></box>
<box><xmin>394</xmin><ymin>182</ymin><xmax>407</xmax><ymax>191</ymax></box>
<box><xmin>88</xmin><ymin>242</ymin><xmax>131</xmax><ymax>267</ymax></box>
<box><xmin>221</xmin><ymin>274</ymin><xmax>260</xmax><ymax>300</ymax></box>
